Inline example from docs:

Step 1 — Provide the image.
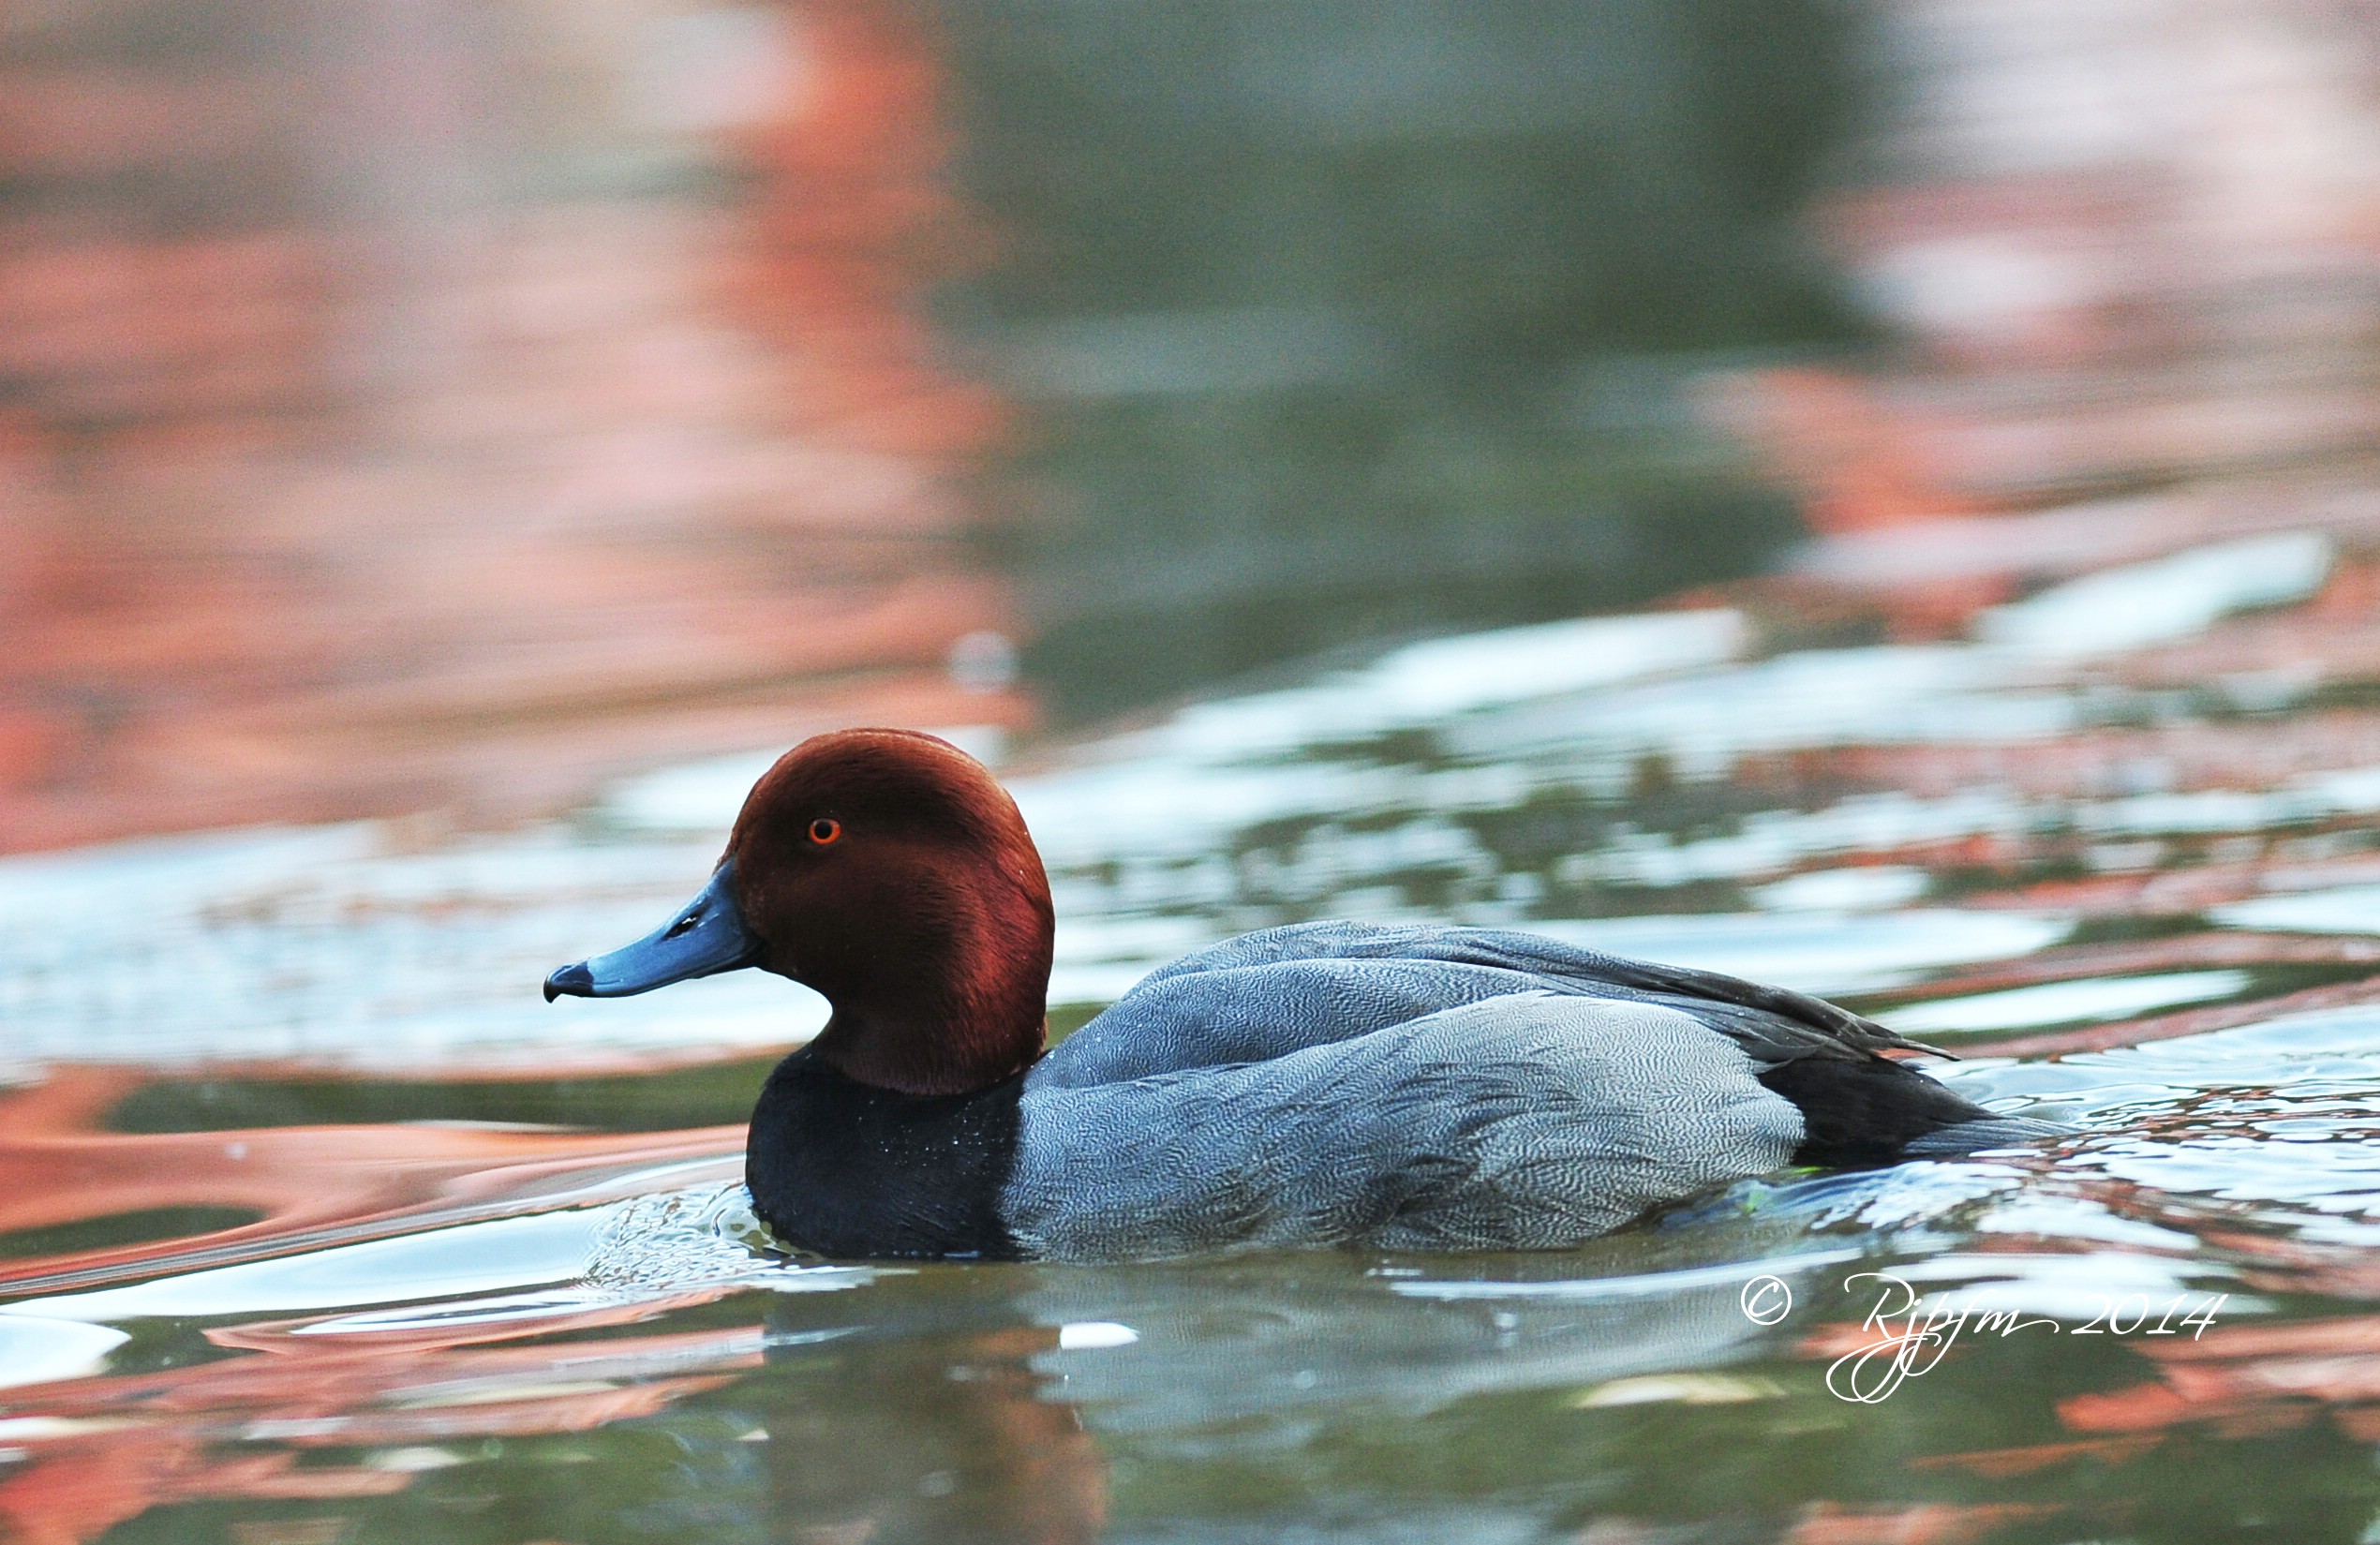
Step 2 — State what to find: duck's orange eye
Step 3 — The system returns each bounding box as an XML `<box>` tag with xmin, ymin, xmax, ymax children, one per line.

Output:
<box><xmin>808</xmin><ymin>817</ymin><xmax>841</xmax><ymax>845</ymax></box>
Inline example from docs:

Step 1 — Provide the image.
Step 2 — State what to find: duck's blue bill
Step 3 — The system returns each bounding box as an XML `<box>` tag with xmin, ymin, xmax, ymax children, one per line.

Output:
<box><xmin>543</xmin><ymin>862</ymin><xmax>760</xmax><ymax>1001</ymax></box>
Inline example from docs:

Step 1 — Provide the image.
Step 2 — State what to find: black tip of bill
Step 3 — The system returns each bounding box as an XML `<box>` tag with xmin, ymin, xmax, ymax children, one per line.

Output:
<box><xmin>543</xmin><ymin>961</ymin><xmax>595</xmax><ymax>1002</ymax></box>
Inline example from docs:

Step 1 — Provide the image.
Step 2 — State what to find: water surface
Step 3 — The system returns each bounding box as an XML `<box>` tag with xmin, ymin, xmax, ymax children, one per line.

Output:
<box><xmin>11</xmin><ymin>574</ymin><xmax>2380</xmax><ymax>1543</ymax></box>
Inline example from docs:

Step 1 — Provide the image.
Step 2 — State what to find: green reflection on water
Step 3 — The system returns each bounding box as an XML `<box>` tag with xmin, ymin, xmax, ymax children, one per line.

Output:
<box><xmin>105</xmin><ymin>1058</ymin><xmax>785</xmax><ymax>1136</ymax></box>
<box><xmin>0</xmin><ymin>1207</ymin><xmax>265</xmax><ymax>1261</ymax></box>
<box><xmin>938</xmin><ymin>0</ymin><xmax>1868</xmax><ymax>720</ymax></box>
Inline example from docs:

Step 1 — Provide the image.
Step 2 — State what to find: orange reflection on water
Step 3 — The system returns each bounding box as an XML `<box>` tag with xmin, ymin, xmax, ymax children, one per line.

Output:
<box><xmin>0</xmin><ymin>1065</ymin><xmax>743</xmax><ymax>1294</ymax></box>
<box><xmin>2060</xmin><ymin>1313</ymin><xmax>2380</xmax><ymax>1442</ymax></box>
<box><xmin>0</xmin><ymin>1287</ymin><xmax>1106</xmax><ymax>1545</ymax></box>
<box><xmin>1783</xmin><ymin>1502</ymin><xmax>2064</xmax><ymax>1545</ymax></box>
<box><xmin>0</xmin><ymin>0</ymin><xmax>1025</xmax><ymax>855</ymax></box>
<box><xmin>0</xmin><ymin>1312</ymin><xmax>755</xmax><ymax>1545</ymax></box>
<box><xmin>0</xmin><ymin>1078</ymin><xmax>748</xmax><ymax>1545</ymax></box>
<box><xmin>0</xmin><ymin>1060</ymin><xmax>1107</xmax><ymax>1545</ymax></box>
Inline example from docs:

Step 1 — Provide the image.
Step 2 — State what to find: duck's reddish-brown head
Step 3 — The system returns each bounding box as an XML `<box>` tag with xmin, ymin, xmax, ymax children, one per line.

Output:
<box><xmin>545</xmin><ymin>729</ymin><xmax>1054</xmax><ymax>1095</ymax></box>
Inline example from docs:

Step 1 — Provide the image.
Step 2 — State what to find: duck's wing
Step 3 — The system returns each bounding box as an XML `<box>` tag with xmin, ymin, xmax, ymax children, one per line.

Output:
<box><xmin>1038</xmin><ymin>919</ymin><xmax>1923</xmax><ymax>1091</ymax></box>
<box><xmin>1008</xmin><ymin>995</ymin><xmax>1804</xmax><ymax>1260</ymax></box>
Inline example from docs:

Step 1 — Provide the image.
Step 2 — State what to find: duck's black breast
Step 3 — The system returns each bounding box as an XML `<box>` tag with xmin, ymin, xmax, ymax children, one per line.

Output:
<box><xmin>746</xmin><ymin>1047</ymin><xmax>1027</xmax><ymax>1260</ymax></box>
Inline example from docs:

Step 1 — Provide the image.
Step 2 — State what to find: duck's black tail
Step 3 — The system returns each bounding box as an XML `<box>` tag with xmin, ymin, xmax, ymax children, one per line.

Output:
<box><xmin>1756</xmin><ymin>1053</ymin><xmax>2065</xmax><ymax>1167</ymax></box>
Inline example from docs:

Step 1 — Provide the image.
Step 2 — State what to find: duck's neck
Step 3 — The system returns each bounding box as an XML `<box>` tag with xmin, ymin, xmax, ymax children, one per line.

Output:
<box><xmin>809</xmin><ymin>1003</ymin><xmax>1043</xmax><ymax>1096</ymax></box>
<box><xmin>805</xmin><ymin>933</ymin><xmax>1049</xmax><ymax>1097</ymax></box>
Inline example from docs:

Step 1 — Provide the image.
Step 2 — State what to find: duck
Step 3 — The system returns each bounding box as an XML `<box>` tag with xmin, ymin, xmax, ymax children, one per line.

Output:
<box><xmin>545</xmin><ymin>728</ymin><xmax>2057</xmax><ymax>1262</ymax></box>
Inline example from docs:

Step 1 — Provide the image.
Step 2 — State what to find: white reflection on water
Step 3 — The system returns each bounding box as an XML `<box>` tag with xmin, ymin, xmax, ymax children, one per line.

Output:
<box><xmin>1937</xmin><ymin>1008</ymin><xmax>2380</xmax><ymax>1247</ymax></box>
<box><xmin>0</xmin><ymin>1317</ymin><xmax>129</xmax><ymax>1389</ymax></box>
<box><xmin>1525</xmin><ymin>910</ymin><xmax>2067</xmax><ymax>996</ymax></box>
<box><xmin>2217</xmin><ymin>883</ymin><xmax>2380</xmax><ymax>934</ymax></box>
<box><xmin>1879</xmin><ymin>1249</ymin><xmax>2257</xmax><ymax>1320</ymax></box>
<box><xmin>1883</xmin><ymin>969</ymin><xmax>2252</xmax><ymax>1033</ymax></box>
<box><xmin>1976</xmin><ymin>531</ymin><xmax>2332</xmax><ymax>656</ymax></box>
<box><xmin>0</xmin><ymin>629</ymin><xmax>2056</xmax><ymax>1062</ymax></box>
<box><xmin>1385</xmin><ymin>1249</ymin><xmax>1862</xmax><ymax>1301</ymax></box>
<box><xmin>15</xmin><ymin>1209</ymin><xmax>614</xmax><ymax>1323</ymax></box>
<box><xmin>0</xmin><ymin>824</ymin><xmax>829</xmax><ymax>1071</ymax></box>
<box><xmin>15</xmin><ymin>556</ymin><xmax>2380</xmax><ymax>1072</ymax></box>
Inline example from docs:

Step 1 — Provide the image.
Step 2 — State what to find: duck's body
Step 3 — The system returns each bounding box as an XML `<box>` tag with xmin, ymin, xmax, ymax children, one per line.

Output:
<box><xmin>549</xmin><ymin>730</ymin><xmax>2056</xmax><ymax>1262</ymax></box>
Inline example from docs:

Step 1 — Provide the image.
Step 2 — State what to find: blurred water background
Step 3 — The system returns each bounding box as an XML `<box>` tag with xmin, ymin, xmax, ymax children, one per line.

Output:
<box><xmin>13</xmin><ymin>2</ymin><xmax>2380</xmax><ymax>1542</ymax></box>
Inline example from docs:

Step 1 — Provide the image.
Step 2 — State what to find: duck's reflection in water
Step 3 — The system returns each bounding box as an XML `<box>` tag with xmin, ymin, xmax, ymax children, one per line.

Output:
<box><xmin>751</xmin><ymin>1306</ymin><xmax>1108</xmax><ymax>1544</ymax></box>
<box><xmin>744</xmin><ymin>1247</ymin><xmax>1794</xmax><ymax>1541</ymax></box>
<box><xmin>0</xmin><ymin>1214</ymin><xmax>1840</xmax><ymax>1544</ymax></box>
<box><xmin>40</xmin><ymin>1214</ymin><xmax>2380</xmax><ymax>1545</ymax></box>
<box><xmin>1015</xmin><ymin>1252</ymin><xmax>1787</xmax><ymax>1432</ymax></box>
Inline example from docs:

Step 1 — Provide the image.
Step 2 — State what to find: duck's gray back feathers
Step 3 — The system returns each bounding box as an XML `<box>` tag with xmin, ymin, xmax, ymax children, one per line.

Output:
<box><xmin>1040</xmin><ymin>920</ymin><xmax>1920</xmax><ymax>1092</ymax></box>
<box><xmin>1005</xmin><ymin>995</ymin><xmax>1803</xmax><ymax>1260</ymax></box>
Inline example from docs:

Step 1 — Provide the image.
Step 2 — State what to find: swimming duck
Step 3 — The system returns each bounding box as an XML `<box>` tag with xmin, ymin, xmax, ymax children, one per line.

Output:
<box><xmin>546</xmin><ymin>729</ymin><xmax>2054</xmax><ymax>1261</ymax></box>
